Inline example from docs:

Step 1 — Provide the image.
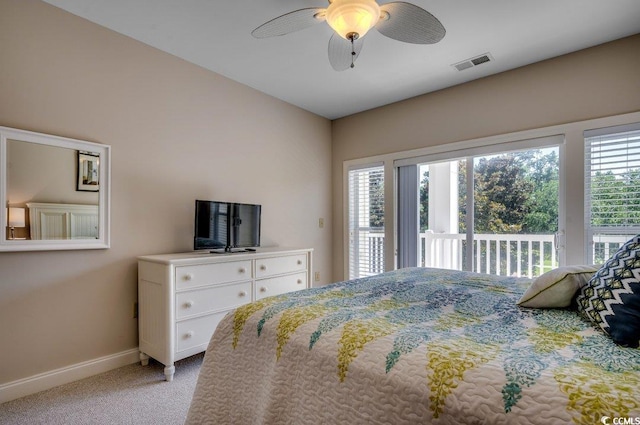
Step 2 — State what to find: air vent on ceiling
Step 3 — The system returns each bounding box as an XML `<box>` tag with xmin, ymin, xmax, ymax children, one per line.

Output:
<box><xmin>452</xmin><ymin>53</ymin><xmax>493</xmax><ymax>72</ymax></box>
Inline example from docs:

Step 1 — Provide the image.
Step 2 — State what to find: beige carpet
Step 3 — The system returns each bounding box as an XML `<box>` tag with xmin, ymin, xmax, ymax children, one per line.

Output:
<box><xmin>0</xmin><ymin>353</ymin><xmax>204</xmax><ymax>425</ymax></box>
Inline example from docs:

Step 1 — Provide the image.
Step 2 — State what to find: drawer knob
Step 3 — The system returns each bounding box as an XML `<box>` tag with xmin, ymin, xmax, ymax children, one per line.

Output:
<box><xmin>297</xmin><ymin>279</ymin><xmax>303</xmax><ymax>285</ymax></box>
<box><xmin>260</xmin><ymin>265</ymin><xmax>267</xmax><ymax>271</ymax></box>
<box><xmin>260</xmin><ymin>286</ymin><xmax>267</xmax><ymax>293</ymax></box>
<box><xmin>185</xmin><ymin>331</ymin><xmax>194</xmax><ymax>339</ymax></box>
<box><xmin>239</xmin><ymin>267</ymin><xmax>246</xmax><ymax>274</ymax></box>
<box><xmin>297</xmin><ymin>260</ymin><xmax>302</xmax><ymax>265</ymax></box>
<box><xmin>185</xmin><ymin>300</ymin><xmax>194</xmax><ymax>308</ymax></box>
<box><xmin>239</xmin><ymin>291</ymin><xmax>247</xmax><ymax>297</ymax></box>
<box><xmin>184</xmin><ymin>273</ymin><xmax>194</xmax><ymax>281</ymax></box>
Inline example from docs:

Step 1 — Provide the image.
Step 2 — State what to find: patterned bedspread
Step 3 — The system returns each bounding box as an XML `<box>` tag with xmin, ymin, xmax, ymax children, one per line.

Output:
<box><xmin>186</xmin><ymin>267</ymin><xmax>640</xmax><ymax>425</ymax></box>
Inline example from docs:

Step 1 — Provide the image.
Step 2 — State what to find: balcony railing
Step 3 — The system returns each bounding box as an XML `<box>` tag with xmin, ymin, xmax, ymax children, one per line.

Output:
<box><xmin>353</xmin><ymin>231</ymin><xmax>628</xmax><ymax>279</ymax></box>
<box><xmin>421</xmin><ymin>232</ymin><xmax>556</xmax><ymax>278</ymax></box>
<box><xmin>590</xmin><ymin>234</ymin><xmax>631</xmax><ymax>265</ymax></box>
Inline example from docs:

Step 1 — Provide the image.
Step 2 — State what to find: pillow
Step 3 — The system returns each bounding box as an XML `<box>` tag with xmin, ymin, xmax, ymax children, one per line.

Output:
<box><xmin>576</xmin><ymin>234</ymin><xmax>640</xmax><ymax>348</ymax></box>
<box><xmin>517</xmin><ymin>265</ymin><xmax>598</xmax><ymax>308</ymax></box>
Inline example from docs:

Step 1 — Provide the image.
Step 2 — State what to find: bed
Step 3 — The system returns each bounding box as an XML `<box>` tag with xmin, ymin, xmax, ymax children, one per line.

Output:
<box><xmin>185</xmin><ymin>266</ymin><xmax>640</xmax><ymax>424</ymax></box>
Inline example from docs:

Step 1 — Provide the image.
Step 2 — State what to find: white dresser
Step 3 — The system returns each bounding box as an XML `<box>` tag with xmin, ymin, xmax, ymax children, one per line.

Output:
<box><xmin>137</xmin><ymin>247</ymin><xmax>312</xmax><ymax>381</ymax></box>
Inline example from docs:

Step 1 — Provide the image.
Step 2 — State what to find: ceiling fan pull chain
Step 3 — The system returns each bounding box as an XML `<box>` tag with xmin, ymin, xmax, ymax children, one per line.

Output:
<box><xmin>351</xmin><ymin>42</ymin><xmax>355</xmax><ymax>68</ymax></box>
<box><xmin>348</xmin><ymin>33</ymin><xmax>358</xmax><ymax>69</ymax></box>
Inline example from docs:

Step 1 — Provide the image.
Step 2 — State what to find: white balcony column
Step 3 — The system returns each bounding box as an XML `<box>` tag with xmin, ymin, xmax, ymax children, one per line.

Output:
<box><xmin>427</xmin><ymin>162</ymin><xmax>459</xmax><ymax>269</ymax></box>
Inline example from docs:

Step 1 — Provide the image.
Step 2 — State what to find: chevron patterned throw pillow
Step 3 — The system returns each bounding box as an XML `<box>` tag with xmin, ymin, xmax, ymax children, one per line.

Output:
<box><xmin>576</xmin><ymin>234</ymin><xmax>640</xmax><ymax>348</ymax></box>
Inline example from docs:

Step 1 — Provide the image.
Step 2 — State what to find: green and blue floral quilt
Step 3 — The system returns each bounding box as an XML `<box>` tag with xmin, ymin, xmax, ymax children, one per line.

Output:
<box><xmin>187</xmin><ymin>267</ymin><xmax>640</xmax><ymax>425</ymax></box>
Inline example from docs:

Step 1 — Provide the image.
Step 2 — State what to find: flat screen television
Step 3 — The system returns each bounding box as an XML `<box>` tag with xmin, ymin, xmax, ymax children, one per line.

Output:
<box><xmin>194</xmin><ymin>200</ymin><xmax>261</xmax><ymax>252</ymax></box>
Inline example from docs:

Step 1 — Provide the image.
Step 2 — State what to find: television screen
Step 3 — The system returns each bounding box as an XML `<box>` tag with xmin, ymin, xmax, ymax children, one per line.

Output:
<box><xmin>232</xmin><ymin>203</ymin><xmax>262</xmax><ymax>248</ymax></box>
<box><xmin>194</xmin><ymin>200</ymin><xmax>261</xmax><ymax>252</ymax></box>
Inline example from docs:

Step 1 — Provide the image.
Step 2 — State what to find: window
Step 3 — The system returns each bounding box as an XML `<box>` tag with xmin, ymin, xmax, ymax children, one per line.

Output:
<box><xmin>585</xmin><ymin>123</ymin><xmax>640</xmax><ymax>264</ymax></box>
<box><xmin>396</xmin><ymin>135</ymin><xmax>563</xmax><ymax>278</ymax></box>
<box><xmin>348</xmin><ymin>164</ymin><xmax>384</xmax><ymax>279</ymax></box>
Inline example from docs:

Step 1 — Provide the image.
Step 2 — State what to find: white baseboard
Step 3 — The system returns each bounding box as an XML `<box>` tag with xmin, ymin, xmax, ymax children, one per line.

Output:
<box><xmin>0</xmin><ymin>348</ymin><xmax>140</xmax><ymax>404</ymax></box>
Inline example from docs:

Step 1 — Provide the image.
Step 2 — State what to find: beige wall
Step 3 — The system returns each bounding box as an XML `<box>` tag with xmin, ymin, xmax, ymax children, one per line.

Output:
<box><xmin>0</xmin><ymin>0</ymin><xmax>332</xmax><ymax>385</ymax></box>
<box><xmin>8</xmin><ymin>140</ymin><xmax>99</xmax><ymax>206</ymax></box>
<box><xmin>331</xmin><ymin>34</ymin><xmax>640</xmax><ymax>280</ymax></box>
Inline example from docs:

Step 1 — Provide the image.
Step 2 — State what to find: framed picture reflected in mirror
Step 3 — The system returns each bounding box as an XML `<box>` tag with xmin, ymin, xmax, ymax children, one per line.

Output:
<box><xmin>77</xmin><ymin>151</ymin><xmax>99</xmax><ymax>192</ymax></box>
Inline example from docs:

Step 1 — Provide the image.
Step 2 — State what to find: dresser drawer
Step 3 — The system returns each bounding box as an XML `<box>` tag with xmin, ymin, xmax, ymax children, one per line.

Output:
<box><xmin>176</xmin><ymin>281</ymin><xmax>251</xmax><ymax>320</ymax></box>
<box><xmin>175</xmin><ymin>260</ymin><xmax>252</xmax><ymax>290</ymax></box>
<box><xmin>255</xmin><ymin>254</ymin><xmax>307</xmax><ymax>279</ymax></box>
<box><xmin>176</xmin><ymin>312</ymin><xmax>227</xmax><ymax>354</ymax></box>
<box><xmin>255</xmin><ymin>271</ymin><xmax>307</xmax><ymax>300</ymax></box>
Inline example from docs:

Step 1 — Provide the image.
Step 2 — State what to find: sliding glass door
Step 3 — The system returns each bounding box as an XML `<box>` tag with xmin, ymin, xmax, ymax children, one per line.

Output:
<box><xmin>401</xmin><ymin>144</ymin><xmax>560</xmax><ymax>278</ymax></box>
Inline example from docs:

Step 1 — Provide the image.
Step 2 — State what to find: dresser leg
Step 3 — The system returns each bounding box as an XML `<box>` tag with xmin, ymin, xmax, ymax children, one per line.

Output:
<box><xmin>164</xmin><ymin>364</ymin><xmax>175</xmax><ymax>382</ymax></box>
<box><xmin>140</xmin><ymin>352</ymin><xmax>149</xmax><ymax>366</ymax></box>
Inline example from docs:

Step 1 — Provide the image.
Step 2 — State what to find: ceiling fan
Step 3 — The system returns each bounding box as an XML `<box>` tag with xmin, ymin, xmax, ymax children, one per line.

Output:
<box><xmin>252</xmin><ymin>0</ymin><xmax>446</xmax><ymax>71</ymax></box>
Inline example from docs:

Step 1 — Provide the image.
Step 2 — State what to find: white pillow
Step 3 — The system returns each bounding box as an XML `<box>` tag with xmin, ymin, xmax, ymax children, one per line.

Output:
<box><xmin>517</xmin><ymin>265</ymin><xmax>599</xmax><ymax>308</ymax></box>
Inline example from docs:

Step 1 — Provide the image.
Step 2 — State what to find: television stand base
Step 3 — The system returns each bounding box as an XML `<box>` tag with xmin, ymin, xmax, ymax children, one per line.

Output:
<box><xmin>208</xmin><ymin>248</ymin><xmax>256</xmax><ymax>254</ymax></box>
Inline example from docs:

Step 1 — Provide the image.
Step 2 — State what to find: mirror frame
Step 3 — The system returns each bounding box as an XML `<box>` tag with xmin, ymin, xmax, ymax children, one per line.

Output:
<box><xmin>0</xmin><ymin>126</ymin><xmax>110</xmax><ymax>251</ymax></box>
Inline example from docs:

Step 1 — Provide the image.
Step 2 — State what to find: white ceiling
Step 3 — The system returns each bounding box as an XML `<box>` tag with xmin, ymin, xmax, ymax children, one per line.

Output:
<box><xmin>42</xmin><ymin>0</ymin><xmax>640</xmax><ymax>120</ymax></box>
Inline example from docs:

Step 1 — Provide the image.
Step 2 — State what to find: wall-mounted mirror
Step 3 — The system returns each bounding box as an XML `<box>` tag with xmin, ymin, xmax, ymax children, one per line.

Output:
<box><xmin>0</xmin><ymin>126</ymin><xmax>110</xmax><ymax>251</ymax></box>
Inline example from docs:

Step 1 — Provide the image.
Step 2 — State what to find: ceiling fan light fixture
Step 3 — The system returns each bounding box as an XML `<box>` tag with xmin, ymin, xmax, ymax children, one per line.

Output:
<box><xmin>326</xmin><ymin>0</ymin><xmax>380</xmax><ymax>40</ymax></box>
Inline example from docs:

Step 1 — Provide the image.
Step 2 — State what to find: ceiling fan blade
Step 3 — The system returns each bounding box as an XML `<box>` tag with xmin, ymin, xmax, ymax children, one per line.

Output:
<box><xmin>252</xmin><ymin>8</ymin><xmax>326</xmax><ymax>38</ymax></box>
<box><xmin>328</xmin><ymin>33</ymin><xmax>364</xmax><ymax>71</ymax></box>
<box><xmin>375</xmin><ymin>2</ymin><xmax>445</xmax><ymax>44</ymax></box>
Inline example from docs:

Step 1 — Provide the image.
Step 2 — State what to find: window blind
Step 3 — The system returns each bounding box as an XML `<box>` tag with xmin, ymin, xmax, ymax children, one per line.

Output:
<box><xmin>394</xmin><ymin>135</ymin><xmax>564</xmax><ymax>168</ymax></box>
<box><xmin>348</xmin><ymin>164</ymin><xmax>385</xmax><ymax>279</ymax></box>
<box><xmin>585</xmin><ymin>124</ymin><xmax>640</xmax><ymax>231</ymax></box>
<box><xmin>585</xmin><ymin>123</ymin><xmax>640</xmax><ymax>263</ymax></box>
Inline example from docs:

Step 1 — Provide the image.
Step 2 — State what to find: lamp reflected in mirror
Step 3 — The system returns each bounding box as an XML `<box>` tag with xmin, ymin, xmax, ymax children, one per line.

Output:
<box><xmin>7</xmin><ymin>207</ymin><xmax>26</xmax><ymax>240</ymax></box>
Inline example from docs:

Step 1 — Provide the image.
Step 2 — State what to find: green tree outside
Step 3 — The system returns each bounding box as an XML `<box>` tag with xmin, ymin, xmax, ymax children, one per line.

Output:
<box><xmin>420</xmin><ymin>149</ymin><xmax>560</xmax><ymax>234</ymax></box>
